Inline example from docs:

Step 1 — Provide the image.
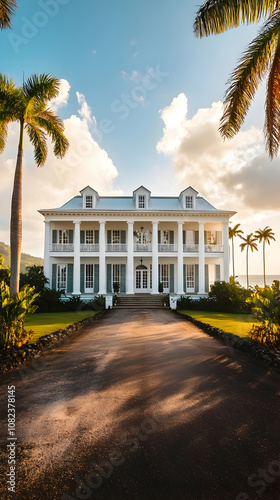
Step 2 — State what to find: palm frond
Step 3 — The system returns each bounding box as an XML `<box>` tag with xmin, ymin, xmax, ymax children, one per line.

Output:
<box><xmin>25</xmin><ymin>123</ymin><xmax>48</xmax><ymax>167</ymax></box>
<box><xmin>265</xmin><ymin>37</ymin><xmax>280</xmax><ymax>157</ymax></box>
<box><xmin>0</xmin><ymin>0</ymin><xmax>17</xmax><ymax>30</ymax></box>
<box><xmin>219</xmin><ymin>13</ymin><xmax>280</xmax><ymax>140</ymax></box>
<box><xmin>31</xmin><ymin>108</ymin><xmax>69</xmax><ymax>158</ymax></box>
<box><xmin>23</xmin><ymin>74</ymin><xmax>60</xmax><ymax>103</ymax></box>
<box><xmin>0</xmin><ymin>121</ymin><xmax>8</xmax><ymax>152</ymax></box>
<box><xmin>194</xmin><ymin>0</ymin><xmax>274</xmax><ymax>38</ymax></box>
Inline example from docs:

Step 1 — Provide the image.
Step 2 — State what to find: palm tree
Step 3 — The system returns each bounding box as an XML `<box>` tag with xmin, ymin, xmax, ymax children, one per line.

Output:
<box><xmin>0</xmin><ymin>0</ymin><xmax>17</xmax><ymax>29</ymax></box>
<box><xmin>255</xmin><ymin>226</ymin><xmax>275</xmax><ymax>286</ymax></box>
<box><xmin>0</xmin><ymin>74</ymin><xmax>69</xmax><ymax>296</ymax></box>
<box><xmin>229</xmin><ymin>223</ymin><xmax>244</xmax><ymax>278</ymax></box>
<box><xmin>240</xmin><ymin>233</ymin><xmax>258</xmax><ymax>288</ymax></box>
<box><xmin>194</xmin><ymin>2</ymin><xmax>280</xmax><ymax>158</ymax></box>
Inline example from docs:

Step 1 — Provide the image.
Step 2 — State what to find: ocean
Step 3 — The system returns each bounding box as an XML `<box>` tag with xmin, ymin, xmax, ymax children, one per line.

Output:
<box><xmin>235</xmin><ymin>275</ymin><xmax>280</xmax><ymax>288</ymax></box>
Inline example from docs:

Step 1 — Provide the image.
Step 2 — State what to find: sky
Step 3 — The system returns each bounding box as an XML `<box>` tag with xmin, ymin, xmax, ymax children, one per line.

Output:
<box><xmin>0</xmin><ymin>0</ymin><xmax>279</xmax><ymax>277</ymax></box>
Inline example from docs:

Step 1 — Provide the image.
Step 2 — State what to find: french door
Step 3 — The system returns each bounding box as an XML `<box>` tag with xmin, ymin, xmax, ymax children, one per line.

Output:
<box><xmin>135</xmin><ymin>269</ymin><xmax>148</xmax><ymax>292</ymax></box>
<box><xmin>85</xmin><ymin>264</ymin><xmax>94</xmax><ymax>292</ymax></box>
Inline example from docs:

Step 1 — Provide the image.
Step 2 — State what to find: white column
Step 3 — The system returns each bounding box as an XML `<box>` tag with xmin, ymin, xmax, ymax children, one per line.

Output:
<box><xmin>44</xmin><ymin>221</ymin><xmax>51</xmax><ymax>284</ymax></box>
<box><xmin>127</xmin><ymin>221</ymin><xmax>134</xmax><ymax>294</ymax></box>
<box><xmin>152</xmin><ymin>221</ymin><xmax>159</xmax><ymax>294</ymax></box>
<box><xmin>99</xmin><ymin>221</ymin><xmax>106</xmax><ymax>294</ymax></box>
<box><xmin>223</xmin><ymin>221</ymin><xmax>230</xmax><ymax>282</ymax></box>
<box><xmin>73</xmin><ymin>221</ymin><xmax>81</xmax><ymax>295</ymax></box>
<box><xmin>177</xmin><ymin>222</ymin><xmax>184</xmax><ymax>294</ymax></box>
<box><xmin>199</xmin><ymin>222</ymin><xmax>205</xmax><ymax>294</ymax></box>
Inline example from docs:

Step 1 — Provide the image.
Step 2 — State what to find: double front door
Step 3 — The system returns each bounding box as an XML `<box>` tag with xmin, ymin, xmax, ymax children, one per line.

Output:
<box><xmin>135</xmin><ymin>269</ymin><xmax>148</xmax><ymax>292</ymax></box>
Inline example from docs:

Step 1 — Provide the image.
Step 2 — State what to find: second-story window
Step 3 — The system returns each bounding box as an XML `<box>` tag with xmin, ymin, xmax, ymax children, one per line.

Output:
<box><xmin>185</xmin><ymin>196</ymin><xmax>193</xmax><ymax>209</ymax></box>
<box><xmin>59</xmin><ymin>230</ymin><xmax>69</xmax><ymax>244</ymax></box>
<box><xmin>112</xmin><ymin>230</ymin><xmax>120</xmax><ymax>244</ymax></box>
<box><xmin>138</xmin><ymin>195</ymin><xmax>145</xmax><ymax>209</ymax></box>
<box><xmin>86</xmin><ymin>195</ymin><xmax>93</xmax><ymax>208</ymax></box>
<box><xmin>85</xmin><ymin>230</ymin><xmax>94</xmax><ymax>244</ymax></box>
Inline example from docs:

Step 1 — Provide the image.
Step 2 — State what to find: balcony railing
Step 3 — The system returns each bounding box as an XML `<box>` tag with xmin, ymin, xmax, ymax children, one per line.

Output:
<box><xmin>106</xmin><ymin>244</ymin><xmax>127</xmax><ymax>252</ymax></box>
<box><xmin>205</xmin><ymin>244</ymin><xmax>224</xmax><ymax>253</ymax></box>
<box><xmin>134</xmin><ymin>243</ymin><xmax>152</xmax><ymax>252</ymax></box>
<box><xmin>51</xmin><ymin>243</ymin><xmax>74</xmax><ymax>252</ymax></box>
<box><xmin>158</xmin><ymin>244</ymin><xmax>178</xmax><ymax>252</ymax></box>
<box><xmin>183</xmin><ymin>244</ymin><xmax>199</xmax><ymax>253</ymax></box>
<box><xmin>80</xmin><ymin>244</ymin><xmax>99</xmax><ymax>252</ymax></box>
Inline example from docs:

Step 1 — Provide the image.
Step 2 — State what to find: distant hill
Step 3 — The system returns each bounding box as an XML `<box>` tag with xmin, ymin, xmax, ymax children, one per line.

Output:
<box><xmin>0</xmin><ymin>242</ymin><xmax>43</xmax><ymax>272</ymax></box>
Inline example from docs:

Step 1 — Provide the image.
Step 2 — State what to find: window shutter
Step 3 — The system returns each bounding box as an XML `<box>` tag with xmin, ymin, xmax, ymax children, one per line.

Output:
<box><xmin>170</xmin><ymin>264</ymin><xmax>174</xmax><ymax>293</ymax></box>
<box><xmin>183</xmin><ymin>264</ymin><xmax>187</xmax><ymax>293</ymax></box>
<box><xmin>158</xmin><ymin>264</ymin><xmax>161</xmax><ymax>282</ymax></box>
<box><xmin>106</xmin><ymin>264</ymin><xmax>112</xmax><ymax>293</ymax></box>
<box><xmin>183</xmin><ymin>231</ymin><xmax>186</xmax><ymax>245</ymax></box>
<box><xmin>94</xmin><ymin>264</ymin><xmax>99</xmax><ymax>293</ymax></box>
<box><xmin>80</xmin><ymin>264</ymin><xmax>85</xmax><ymax>293</ymax></box>
<box><xmin>67</xmin><ymin>264</ymin><xmax>73</xmax><ymax>293</ymax></box>
<box><xmin>107</xmin><ymin>230</ymin><xmax>111</xmax><ymax>244</ymax></box>
<box><xmin>69</xmin><ymin>230</ymin><xmax>73</xmax><ymax>244</ymax></box>
<box><xmin>94</xmin><ymin>230</ymin><xmax>99</xmax><ymax>244</ymax></box>
<box><xmin>215</xmin><ymin>264</ymin><xmax>221</xmax><ymax>282</ymax></box>
<box><xmin>169</xmin><ymin>231</ymin><xmax>174</xmax><ymax>244</ymax></box>
<box><xmin>52</xmin><ymin>230</ymin><xmax>57</xmax><ymax>244</ymax></box>
<box><xmin>80</xmin><ymin>230</ymin><xmax>85</xmax><ymax>244</ymax></box>
<box><xmin>195</xmin><ymin>231</ymin><xmax>199</xmax><ymax>245</ymax></box>
<box><xmin>120</xmin><ymin>264</ymin><xmax>126</xmax><ymax>293</ymax></box>
<box><xmin>158</xmin><ymin>231</ymin><xmax>161</xmax><ymax>244</ymax></box>
<box><xmin>52</xmin><ymin>264</ymin><xmax>57</xmax><ymax>290</ymax></box>
<box><xmin>195</xmin><ymin>264</ymin><xmax>199</xmax><ymax>293</ymax></box>
<box><xmin>204</xmin><ymin>231</ymin><xmax>207</xmax><ymax>244</ymax></box>
<box><xmin>121</xmin><ymin>230</ymin><xmax>126</xmax><ymax>244</ymax></box>
<box><xmin>205</xmin><ymin>264</ymin><xmax>209</xmax><ymax>293</ymax></box>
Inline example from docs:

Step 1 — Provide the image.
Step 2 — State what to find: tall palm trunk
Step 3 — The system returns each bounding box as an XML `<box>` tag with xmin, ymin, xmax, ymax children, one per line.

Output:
<box><xmin>10</xmin><ymin>120</ymin><xmax>23</xmax><ymax>297</ymax></box>
<box><xmin>263</xmin><ymin>240</ymin><xmax>266</xmax><ymax>287</ymax></box>
<box><xmin>246</xmin><ymin>246</ymin><xmax>249</xmax><ymax>289</ymax></box>
<box><xmin>232</xmin><ymin>238</ymin><xmax>235</xmax><ymax>278</ymax></box>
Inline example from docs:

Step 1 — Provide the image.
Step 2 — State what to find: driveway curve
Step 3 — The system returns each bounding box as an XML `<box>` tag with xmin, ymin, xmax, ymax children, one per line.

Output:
<box><xmin>0</xmin><ymin>308</ymin><xmax>280</xmax><ymax>500</ymax></box>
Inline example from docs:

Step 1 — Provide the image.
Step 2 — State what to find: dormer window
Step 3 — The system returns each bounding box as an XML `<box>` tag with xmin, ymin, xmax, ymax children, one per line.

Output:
<box><xmin>185</xmin><ymin>196</ymin><xmax>193</xmax><ymax>209</ymax></box>
<box><xmin>86</xmin><ymin>195</ymin><xmax>93</xmax><ymax>208</ymax></box>
<box><xmin>138</xmin><ymin>195</ymin><xmax>146</xmax><ymax>209</ymax></box>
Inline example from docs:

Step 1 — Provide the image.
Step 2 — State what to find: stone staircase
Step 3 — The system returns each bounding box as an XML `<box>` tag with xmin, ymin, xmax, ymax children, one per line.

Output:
<box><xmin>115</xmin><ymin>294</ymin><xmax>167</xmax><ymax>310</ymax></box>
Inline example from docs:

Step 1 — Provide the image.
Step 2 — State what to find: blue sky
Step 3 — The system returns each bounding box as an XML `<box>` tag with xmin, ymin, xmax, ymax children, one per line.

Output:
<box><xmin>1</xmin><ymin>0</ymin><xmax>279</xmax><ymax>276</ymax></box>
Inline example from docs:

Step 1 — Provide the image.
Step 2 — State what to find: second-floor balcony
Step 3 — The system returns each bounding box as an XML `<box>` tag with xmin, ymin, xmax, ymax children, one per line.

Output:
<box><xmin>51</xmin><ymin>243</ymin><xmax>74</xmax><ymax>252</ymax></box>
<box><xmin>205</xmin><ymin>244</ymin><xmax>224</xmax><ymax>253</ymax></box>
<box><xmin>80</xmin><ymin>244</ymin><xmax>99</xmax><ymax>252</ymax></box>
<box><xmin>106</xmin><ymin>244</ymin><xmax>127</xmax><ymax>252</ymax></box>
<box><xmin>158</xmin><ymin>244</ymin><xmax>178</xmax><ymax>252</ymax></box>
<box><xmin>183</xmin><ymin>244</ymin><xmax>199</xmax><ymax>253</ymax></box>
<box><xmin>134</xmin><ymin>243</ymin><xmax>152</xmax><ymax>252</ymax></box>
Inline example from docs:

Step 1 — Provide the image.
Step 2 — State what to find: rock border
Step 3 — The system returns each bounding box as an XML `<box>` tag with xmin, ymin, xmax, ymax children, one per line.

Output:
<box><xmin>0</xmin><ymin>311</ymin><xmax>106</xmax><ymax>373</ymax></box>
<box><xmin>175</xmin><ymin>311</ymin><xmax>280</xmax><ymax>371</ymax></box>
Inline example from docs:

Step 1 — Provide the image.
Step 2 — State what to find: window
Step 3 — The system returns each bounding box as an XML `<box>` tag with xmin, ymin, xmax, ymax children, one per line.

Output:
<box><xmin>150</xmin><ymin>264</ymin><xmax>152</xmax><ymax>289</ymax></box>
<box><xmin>160</xmin><ymin>264</ymin><xmax>169</xmax><ymax>289</ymax></box>
<box><xmin>86</xmin><ymin>195</ymin><xmax>93</xmax><ymax>208</ymax></box>
<box><xmin>186</xmin><ymin>264</ymin><xmax>195</xmax><ymax>290</ymax></box>
<box><xmin>112</xmin><ymin>230</ymin><xmax>120</xmax><ymax>244</ymax></box>
<box><xmin>113</xmin><ymin>264</ymin><xmax>120</xmax><ymax>285</ymax></box>
<box><xmin>85</xmin><ymin>230</ymin><xmax>94</xmax><ymax>244</ymax></box>
<box><xmin>185</xmin><ymin>196</ymin><xmax>193</xmax><ymax>209</ymax></box>
<box><xmin>162</xmin><ymin>231</ymin><xmax>169</xmax><ymax>244</ymax></box>
<box><xmin>205</xmin><ymin>231</ymin><xmax>216</xmax><ymax>244</ymax></box>
<box><xmin>138</xmin><ymin>195</ymin><xmax>145</xmax><ymax>208</ymax></box>
<box><xmin>57</xmin><ymin>265</ymin><xmax>67</xmax><ymax>290</ymax></box>
<box><xmin>59</xmin><ymin>230</ymin><xmax>69</xmax><ymax>244</ymax></box>
<box><xmin>85</xmin><ymin>264</ymin><xmax>94</xmax><ymax>290</ymax></box>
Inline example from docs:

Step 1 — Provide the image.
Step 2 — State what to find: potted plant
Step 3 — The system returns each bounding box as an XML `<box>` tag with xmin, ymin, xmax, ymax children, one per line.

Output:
<box><xmin>158</xmin><ymin>282</ymin><xmax>164</xmax><ymax>293</ymax></box>
<box><xmin>113</xmin><ymin>282</ymin><xmax>120</xmax><ymax>294</ymax></box>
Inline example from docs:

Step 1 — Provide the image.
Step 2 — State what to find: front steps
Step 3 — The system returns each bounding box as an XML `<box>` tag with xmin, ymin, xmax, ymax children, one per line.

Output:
<box><xmin>115</xmin><ymin>294</ymin><xmax>167</xmax><ymax>310</ymax></box>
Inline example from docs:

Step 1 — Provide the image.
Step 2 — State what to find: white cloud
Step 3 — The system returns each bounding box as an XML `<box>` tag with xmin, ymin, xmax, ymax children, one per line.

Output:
<box><xmin>0</xmin><ymin>88</ymin><xmax>120</xmax><ymax>257</ymax></box>
<box><xmin>49</xmin><ymin>79</ymin><xmax>71</xmax><ymax>111</ymax></box>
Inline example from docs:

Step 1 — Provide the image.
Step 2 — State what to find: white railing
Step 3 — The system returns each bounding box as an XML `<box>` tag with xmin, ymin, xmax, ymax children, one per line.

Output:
<box><xmin>183</xmin><ymin>244</ymin><xmax>199</xmax><ymax>253</ymax></box>
<box><xmin>80</xmin><ymin>244</ymin><xmax>99</xmax><ymax>252</ymax></box>
<box><xmin>134</xmin><ymin>244</ymin><xmax>152</xmax><ymax>252</ymax></box>
<box><xmin>106</xmin><ymin>244</ymin><xmax>127</xmax><ymax>252</ymax></box>
<box><xmin>205</xmin><ymin>245</ymin><xmax>224</xmax><ymax>253</ymax></box>
<box><xmin>158</xmin><ymin>244</ymin><xmax>178</xmax><ymax>252</ymax></box>
<box><xmin>51</xmin><ymin>244</ymin><xmax>74</xmax><ymax>252</ymax></box>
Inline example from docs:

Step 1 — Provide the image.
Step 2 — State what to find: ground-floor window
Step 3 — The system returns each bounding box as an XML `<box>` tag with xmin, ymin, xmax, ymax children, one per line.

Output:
<box><xmin>85</xmin><ymin>264</ymin><xmax>94</xmax><ymax>291</ymax></box>
<box><xmin>186</xmin><ymin>264</ymin><xmax>195</xmax><ymax>291</ymax></box>
<box><xmin>113</xmin><ymin>264</ymin><xmax>120</xmax><ymax>285</ymax></box>
<box><xmin>57</xmin><ymin>264</ymin><xmax>67</xmax><ymax>289</ymax></box>
<box><xmin>160</xmin><ymin>264</ymin><xmax>169</xmax><ymax>289</ymax></box>
<box><xmin>150</xmin><ymin>264</ymin><xmax>152</xmax><ymax>289</ymax></box>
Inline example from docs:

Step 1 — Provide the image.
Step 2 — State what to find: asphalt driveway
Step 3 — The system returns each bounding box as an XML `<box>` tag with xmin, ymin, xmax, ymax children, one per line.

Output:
<box><xmin>0</xmin><ymin>308</ymin><xmax>280</xmax><ymax>500</ymax></box>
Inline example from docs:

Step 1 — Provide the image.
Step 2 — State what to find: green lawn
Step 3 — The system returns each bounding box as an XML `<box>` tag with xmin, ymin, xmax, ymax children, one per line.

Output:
<box><xmin>177</xmin><ymin>310</ymin><xmax>260</xmax><ymax>340</ymax></box>
<box><xmin>25</xmin><ymin>311</ymin><xmax>99</xmax><ymax>343</ymax></box>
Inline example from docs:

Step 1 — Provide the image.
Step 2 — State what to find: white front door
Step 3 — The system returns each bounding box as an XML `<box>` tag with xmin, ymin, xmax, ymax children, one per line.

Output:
<box><xmin>135</xmin><ymin>269</ymin><xmax>148</xmax><ymax>292</ymax></box>
<box><xmin>85</xmin><ymin>264</ymin><xmax>94</xmax><ymax>292</ymax></box>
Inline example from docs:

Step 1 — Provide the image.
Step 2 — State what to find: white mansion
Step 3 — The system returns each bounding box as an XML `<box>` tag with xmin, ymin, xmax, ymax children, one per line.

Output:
<box><xmin>39</xmin><ymin>185</ymin><xmax>235</xmax><ymax>298</ymax></box>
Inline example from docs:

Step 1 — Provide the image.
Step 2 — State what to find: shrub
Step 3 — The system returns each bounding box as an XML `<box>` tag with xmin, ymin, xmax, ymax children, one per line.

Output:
<box><xmin>35</xmin><ymin>287</ymin><xmax>65</xmax><ymax>313</ymax></box>
<box><xmin>209</xmin><ymin>277</ymin><xmax>252</xmax><ymax>313</ymax></box>
<box><xmin>83</xmin><ymin>295</ymin><xmax>105</xmax><ymax>311</ymax></box>
<box><xmin>0</xmin><ymin>281</ymin><xmax>39</xmax><ymax>349</ymax></box>
<box><xmin>247</xmin><ymin>281</ymin><xmax>280</xmax><ymax>345</ymax></box>
<box><xmin>20</xmin><ymin>265</ymin><xmax>49</xmax><ymax>292</ymax></box>
<box><xmin>249</xmin><ymin>323</ymin><xmax>280</xmax><ymax>345</ymax></box>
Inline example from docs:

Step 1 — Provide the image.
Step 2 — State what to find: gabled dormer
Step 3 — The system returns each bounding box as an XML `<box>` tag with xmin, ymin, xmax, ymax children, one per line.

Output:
<box><xmin>133</xmin><ymin>186</ymin><xmax>151</xmax><ymax>210</ymax></box>
<box><xmin>80</xmin><ymin>186</ymin><xmax>99</xmax><ymax>209</ymax></box>
<box><xmin>179</xmin><ymin>186</ymin><xmax>198</xmax><ymax>210</ymax></box>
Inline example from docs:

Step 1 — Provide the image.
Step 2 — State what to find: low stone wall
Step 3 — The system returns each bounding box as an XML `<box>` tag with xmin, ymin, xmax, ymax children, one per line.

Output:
<box><xmin>0</xmin><ymin>312</ymin><xmax>105</xmax><ymax>373</ymax></box>
<box><xmin>175</xmin><ymin>311</ymin><xmax>280</xmax><ymax>371</ymax></box>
